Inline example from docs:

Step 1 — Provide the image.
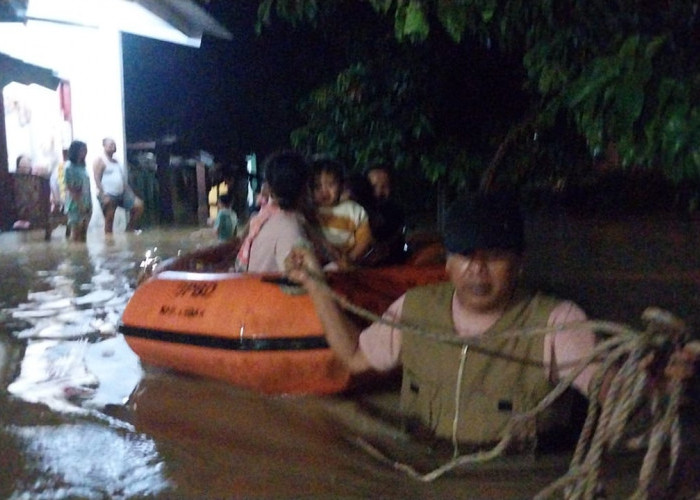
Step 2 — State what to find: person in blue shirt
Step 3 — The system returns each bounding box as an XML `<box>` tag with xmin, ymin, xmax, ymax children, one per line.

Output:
<box><xmin>213</xmin><ymin>192</ymin><xmax>237</xmax><ymax>241</ymax></box>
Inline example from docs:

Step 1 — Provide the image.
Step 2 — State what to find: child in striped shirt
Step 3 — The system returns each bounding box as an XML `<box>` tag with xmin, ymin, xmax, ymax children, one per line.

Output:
<box><xmin>311</xmin><ymin>158</ymin><xmax>372</xmax><ymax>268</ymax></box>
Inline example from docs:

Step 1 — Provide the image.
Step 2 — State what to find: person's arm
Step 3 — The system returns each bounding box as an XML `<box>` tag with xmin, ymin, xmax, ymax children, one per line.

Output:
<box><xmin>285</xmin><ymin>245</ymin><xmax>373</xmax><ymax>373</ymax></box>
<box><xmin>212</xmin><ymin>211</ymin><xmax>222</xmax><ymax>229</ymax></box>
<box><xmin>549</xmin><ymin>303</ymin><xmax>700</xmax><ymax>405</ymax></box>
<box><xmin>92</xmin><ymin>157</ymin><xmax>106</xmax><ymax>199</ymax></box>
<box><xmin>545</xmin><ymin>301</ymin><xmax>598</xmax><ymax>397</ymax></box>
<box><xmin>347</xmin><ymin>218</ymin><xmax>373</xmax><ymax>263</ymax></box>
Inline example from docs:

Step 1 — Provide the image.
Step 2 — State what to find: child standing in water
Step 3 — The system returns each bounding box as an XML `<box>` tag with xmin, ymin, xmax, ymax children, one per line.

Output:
<box><xmin>63</xmin><ymin>140</ymin><xmax>92</xmax><ymax>242</ymax></box>
<box><xmin>311</xmin><ymin>158</ymin><xmax>372</xmax><ymax>268</ymax></box>
<box><xmin>213</xmin><ymin>193</ymin><xmax>237</xmax><ymax>241</ymax></box>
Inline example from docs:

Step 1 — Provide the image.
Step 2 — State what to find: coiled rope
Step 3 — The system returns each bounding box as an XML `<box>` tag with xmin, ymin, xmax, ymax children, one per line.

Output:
<box><xmin>301</xmin><ymin>273</ymin><xmax>699</xmax><ymax>498</ymax></box>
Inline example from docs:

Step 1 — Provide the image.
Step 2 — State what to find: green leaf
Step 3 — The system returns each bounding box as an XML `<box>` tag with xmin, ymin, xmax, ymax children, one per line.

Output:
<box><xmin>436</xmin><ymin>0</ymin><xmax>468</xmax><ymax>42</ymax></box>
<box><xmin>644</xmin><ymin>35</ymin><xmax>667</xmax><ymax>59</ymax></box>
<box><xmin>618</xmin><ymin>35</ymin><xmax>639</xmax><ymax>61</ymax></box>
<box><xmin>255</xmin><ymin>0</ymin><xmax>274</xmax><ymax>34</ymax></box>
<box><xmin>614</xmin><ymin>78</ymin><xmax>645</xmax><ymax>130</ymax></box>
<box><xmin>402</xmin><ymin>0</ymin><xmax>430</xmax><ymax>41</ymax></box>
<box><xmin>369</xmin><ymin>0</ymin><xmax>395</xmax><ymax>15</ymax></box>
<box><xmin>481</xmin><ymin>0</ymin><xmax>496</xmax><ymax>23</ymax></box>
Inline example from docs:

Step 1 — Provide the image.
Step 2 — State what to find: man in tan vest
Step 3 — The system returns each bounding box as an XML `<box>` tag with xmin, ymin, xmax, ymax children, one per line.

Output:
<box><xmin>286</xmin><ymin>191</ymin><xmax>598</xmax><ymax>449</ymax></box>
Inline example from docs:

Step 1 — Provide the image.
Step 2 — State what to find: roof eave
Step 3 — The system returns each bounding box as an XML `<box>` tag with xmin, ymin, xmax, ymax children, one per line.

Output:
<box><xmin>136</xmin><ymin>0</ymin><xmax>232</xmax><ymax>41</ymax></box>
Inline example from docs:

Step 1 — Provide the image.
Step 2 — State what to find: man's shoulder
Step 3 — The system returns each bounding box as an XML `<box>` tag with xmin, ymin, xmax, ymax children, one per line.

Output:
<box><xmin>528</xmin><ymin>290</ymin><xmax>583</xmax><ymax>310</ymax></box>
<box><xmin>406</xmin><ymin>281</ymin><xmax>453</xmax><ymax>300</ymax></box>
<box><xmin>516</xmin><ymin>290</ymin><xmax>587</xmax><ymax>325</ymax></box>
<box><xmin>531</xmin><ymin>290</ymin><xmax>563</xmax><ymax>305</ymax></box>
<box><xmin>267</xmin><ymin>210</ymin><xmax>304</xmax><ymax>232</ymax></box>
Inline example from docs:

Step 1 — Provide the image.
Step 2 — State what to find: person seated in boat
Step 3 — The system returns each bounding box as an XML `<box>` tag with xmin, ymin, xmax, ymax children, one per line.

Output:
<box><xmin>234</xmin><ymin>150</ymin><xmax>311</xmax><ymax>273</ymax></box>
<box><xmin>362</xmin><ymin>163</ymin><xmax>407</xmax><ymax>266</ymax></box>
<box><xmin>285</xmin><ymin>191</ymin><xmax>599</xmax><ymax>451</ymax></box>
<box><xmin>341</xmin><ymin>172</ymin><xmax>375</xmax><ymax>211</ymax></box>
<box><xmin>310</xmin><ymin>157</ymin><xmax>372</xmax><ymax>269</ymax></box>
<box><xmin>255</xmin><ymin>181</ymin><xmax>271</xmax><ymax>213</ymax></box>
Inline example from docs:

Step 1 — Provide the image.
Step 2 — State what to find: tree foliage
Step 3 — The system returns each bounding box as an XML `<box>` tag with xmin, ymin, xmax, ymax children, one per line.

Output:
<box><xmin>286</xmin><ymin>32</ymin><xmax>510</xmax><ymax>190</ymax></box>
<box><xmin>258</xmin><ymin>0</ymin><xmax>700</xmax><ymax>188</ymax></box>
<box><xmin>258</xmin><ymin>0</ymin><xmax>527</xmax><ymax>194</ymax></box>
<box><xmin>291</xmin><ymin>62</ymin><xmax>433</xmax><ymax>173</ymax></box>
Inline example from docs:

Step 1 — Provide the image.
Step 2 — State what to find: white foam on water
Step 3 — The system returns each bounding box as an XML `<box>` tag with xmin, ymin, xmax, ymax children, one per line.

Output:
<box><xmin>12</xmin><ymin>309</ymin><xmax>60</xmax><ymax>319</ymax></box>
<box><xmin>17</xmin><ymin>323</ymin><xmax>63</xmax><ymax>339</ymax></box>
<box><xmin>73</xmin><ymin>290</ymin><xmax>116</xmax><ymax>306</ymax></box>
<box><xmin>10</xmin><ymin>424</ymin><xmax>170</xmax><ymax>498</ymax></box>
<box><xmin>27</xmin><ymin>290</ymin><xmax>66</xmax><ymax>302</ymax></box>
<box><xmin>83</xmin><ymin>336</ymin><xmax>143</xmax><ymax>408</ymax></box>
<box><xmin>104</xmin><ymin>296</ymin><xmax>128</xmax><ymax>308</ymax></box>
<box><xmin>90</xmin><ymin>319</ymin><xmax>117</xmax><ymax>335</ymax></box>
<box><xmin>8</xmin><ymin>340</ymin><xmax>98</xmax><ymax>415</ymax></box>
<box><xmin>92</xmin><ymin>270</ymin><xmax>116</xmax><ymax>285</ymax></box>
<box><xmin>38</xmin><ymin>298</ymin><xmax>74</xmax><ymax>310</ymax></box>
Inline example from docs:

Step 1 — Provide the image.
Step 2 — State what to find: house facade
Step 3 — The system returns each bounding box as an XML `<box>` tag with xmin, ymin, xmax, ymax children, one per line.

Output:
<box><xmin>0</xmin><ymin>0</ymin><xmax>230</xmax><ymax>231</ymax></box>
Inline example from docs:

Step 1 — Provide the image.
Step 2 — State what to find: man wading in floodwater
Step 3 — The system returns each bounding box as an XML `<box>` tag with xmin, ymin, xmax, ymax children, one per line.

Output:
<box><xmin>93</xmin><ymin>137</ymin><xmax>144</xmax><ymax>235</ymax></box>
<box><xmin>285</xmin><ymin>191</ymin><xmax>598</xmax><ymax>450</ymax></box>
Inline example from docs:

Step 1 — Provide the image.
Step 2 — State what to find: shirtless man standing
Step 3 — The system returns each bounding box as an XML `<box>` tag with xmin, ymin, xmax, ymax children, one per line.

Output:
<box><xmin>93</xmin><ymin>137</ymin><xmax>144</xmax><ymax>234</ymax></box>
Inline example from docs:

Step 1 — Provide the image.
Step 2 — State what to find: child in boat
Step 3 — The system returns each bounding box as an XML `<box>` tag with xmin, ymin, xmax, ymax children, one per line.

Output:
<box><xmin>310</xmin><ymin>158</ymin><xmax>372</xmax><ymax>268</ymax></box>
<box><xmin>213</xmin><ymin>193</ymin><xmax>237</xmax><ymax>241</ymax></box>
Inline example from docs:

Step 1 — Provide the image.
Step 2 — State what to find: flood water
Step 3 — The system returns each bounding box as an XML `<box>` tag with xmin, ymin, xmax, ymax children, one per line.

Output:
<box><xmin>0</xmin><ymin>220</ymin><xmax>697</xmax><ymax>499</ymax></box>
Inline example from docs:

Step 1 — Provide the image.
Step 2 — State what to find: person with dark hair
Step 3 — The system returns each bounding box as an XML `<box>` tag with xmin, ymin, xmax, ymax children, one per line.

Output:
<box><xmin>363</xmin><ymin>164</ymin><xmax>406</xmax><ymax>266</ymax></box>
<box><xmin>365</xmin><ymin>164</ymin><xmax>393</xmax><ymax>201</ymax></box>
<box><xmin>235</xmin><ymin>151</ymin><xmax>310</xmax><ymax>273</ymax></box>
<box><xmin>311</xmin><ymin>158</ymin><xmax>372</xmax><ymax>268</ymax></box>
<box><xmin>341</xmin><ymin>173</ymin><xmax>375</xmax><ymax>210</ymax></box>
<box><xmin>63</xmin><ymin>140</ymin><xmax>92</xmax><ymax>242</ymax></box>
<box><xmin>285</xmin><ymin>191</ymin><xmax>597</xmax><ymax>449</ymax></box>
<box><xmin>15</xmin><ymin>154</ymin><xmax>32</xmax><ymax>175</ymax></box>
<box><xmin>213</xmin><ymin>192</ymin><xmax>237</xmax><ymax>241</ymax></box>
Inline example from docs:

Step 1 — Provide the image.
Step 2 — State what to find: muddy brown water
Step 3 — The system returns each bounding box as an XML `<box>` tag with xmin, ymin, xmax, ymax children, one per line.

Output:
<box><xmin>0</xmin><ymin>215</ymin><xmax>698</xmax><ymax>499</ymax></box>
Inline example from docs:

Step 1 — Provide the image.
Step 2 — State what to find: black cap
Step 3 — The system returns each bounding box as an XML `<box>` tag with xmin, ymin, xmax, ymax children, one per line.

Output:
<box><xmin>443</xmin><ymin>191</ymin><xmax>525</xmax><ymax>256</ymax></box>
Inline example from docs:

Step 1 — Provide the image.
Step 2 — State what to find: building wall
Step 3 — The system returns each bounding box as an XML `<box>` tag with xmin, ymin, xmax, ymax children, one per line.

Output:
<box><xmin>0</xmin><ymin>21</ymin><xmax>126</xmax><ymax>232</ymax></box>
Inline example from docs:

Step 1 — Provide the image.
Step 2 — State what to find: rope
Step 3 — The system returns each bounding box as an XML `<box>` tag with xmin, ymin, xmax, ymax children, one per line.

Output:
<box><xmin>300</xmin><ymin>271</ymin><xmax>698</xmax><ymax>496</ymax></box>
<box><xmin>452</xmin><ymin>345</ymin><xmax>469</xmax><ymax>458</ymax></box>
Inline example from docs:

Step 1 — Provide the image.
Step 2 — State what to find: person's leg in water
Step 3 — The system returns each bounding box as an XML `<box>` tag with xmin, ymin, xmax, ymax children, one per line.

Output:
<box><xmin>123</xmin><ymin>190</ymin><xmax>144</xmax><ymax>232</ymax></box>
<box><xmin>76</xmin><ymin>219</ymin><xmax>88</xmax><ymax>242</ymax></box>
<box><xmin>66</xmin><ymin>202</ymin><xmax>85</xmax><ymax>242</ymax></box>
<box><xmin>100</xmin><ymin>195</ymin><xmax>117</xmax><ymax>234</ymax></box>
<box><xmin>69</xmin><ymin>219</ymin><xmax>88</xmax><ymax>242</ymax></box>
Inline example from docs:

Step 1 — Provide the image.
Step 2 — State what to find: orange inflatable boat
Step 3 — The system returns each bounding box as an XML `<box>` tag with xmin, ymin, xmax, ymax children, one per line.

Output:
<box><xmin>120</xmin><ymin>245</ymin><xmax>446</xmax><ymax>395</ymax></box>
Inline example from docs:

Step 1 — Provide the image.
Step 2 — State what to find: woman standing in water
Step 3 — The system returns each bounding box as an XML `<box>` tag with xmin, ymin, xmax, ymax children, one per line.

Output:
<box><xmin>63</xmin><ymin>140</ymin><xmax>92</xmax><ymax>242</ymax></box>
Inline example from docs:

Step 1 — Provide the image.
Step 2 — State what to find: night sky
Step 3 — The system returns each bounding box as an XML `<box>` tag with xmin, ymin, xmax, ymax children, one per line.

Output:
<box><xmin>121</xmin><ymin>2</ymin><xmax>345</xmax><ymax>167</ymax></box>
<box><xmin>121</xmin><ymin>1</ymin><xmax>527</xmax><ymax>180</ymax></box>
